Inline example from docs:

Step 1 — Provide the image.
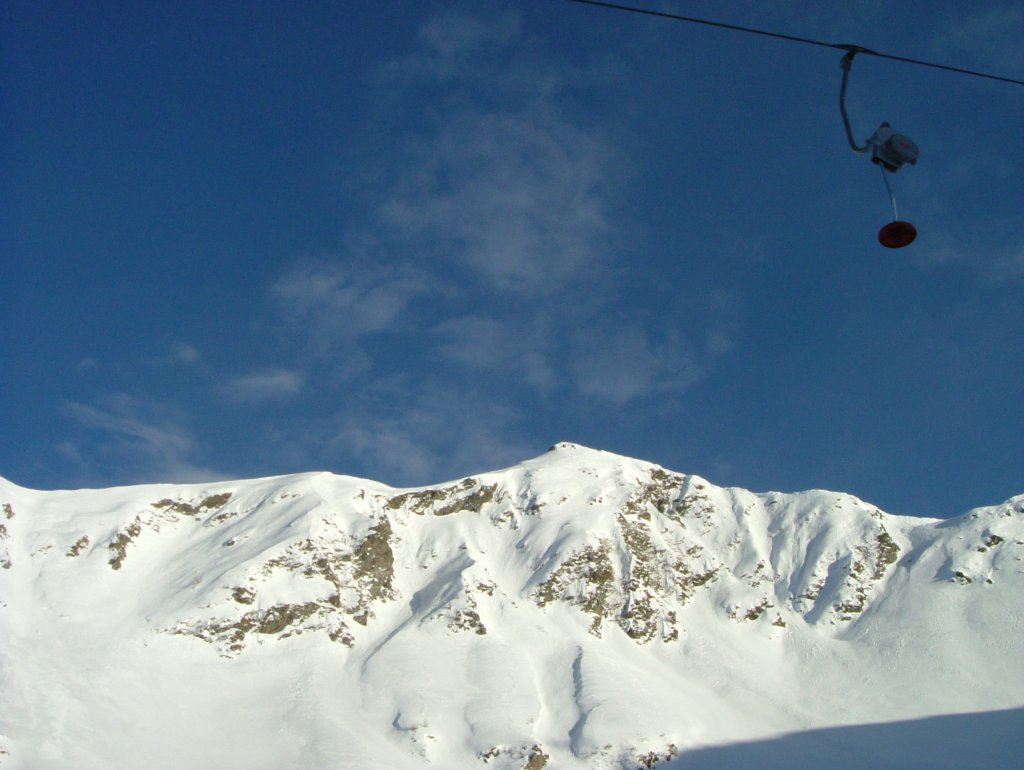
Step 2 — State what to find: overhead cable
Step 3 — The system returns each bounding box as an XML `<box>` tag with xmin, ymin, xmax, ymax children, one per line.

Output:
<box><xmin>565</xmin><ymin>0</ymin><xmax>1024</xmax><ymax>87</ymax></box>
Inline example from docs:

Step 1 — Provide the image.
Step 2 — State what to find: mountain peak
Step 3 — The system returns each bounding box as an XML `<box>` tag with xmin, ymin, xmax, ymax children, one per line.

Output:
<box><xmin>1</xmin><ymin>449</ymin><xmax>1022</xmax><ymax>768</ymax></box>
<box><xmin>548</xmin><ymin>440</ymin><xmax>585</xmax><ymax>452</ymax></box>
<box><xmin>540</xmin><ymin>440</ymin><xmax>630</xmax><ymax>464</ymax></box>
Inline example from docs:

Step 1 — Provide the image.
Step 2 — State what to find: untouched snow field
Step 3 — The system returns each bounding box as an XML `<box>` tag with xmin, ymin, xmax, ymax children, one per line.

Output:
<box><xmin>1</xmin><ymin>443</ymin><xmax>1022</xmax><ymax>769</ymax></box>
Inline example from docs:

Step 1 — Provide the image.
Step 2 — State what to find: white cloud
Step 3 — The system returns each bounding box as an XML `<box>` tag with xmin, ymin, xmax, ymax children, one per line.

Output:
<box><xmin>380</xmin><ymin>108</ymin><xmax>613</xmax><ymax>294</ymax></box>
<box><xmin>370</xmin><ymin>4</ymin><xmax>621</xmax><ymax>297</ymax></box>
<box><xmin>324</xmin><ymin>378</ymin><xmax>534</xmax><ymax>486</ymax></box>
<box><xmin>330</xmin><ymin>421</ymin><xmax>440</xmax><ymax>486</ymax></box>
<box><xmin>271</xmin><ymin>260</ymin><xmax>437</xmax><ymax>357</ymax></box>
<box><xmin>432</xmin><ymin>315</ymin><xmax>510</xmax><ymax>368</ymax></box>
<box><xmin>55</xmin><ymin>441</ymin><xmax>87</xmax><ymax>466</ymax></box>
<box><xmin>141</xmin><ymin>341</ymin><xmax>201</xmax><ymax>368</ymax></box>
<box><xmin>220</xmin><ymin>369</ymin><xmax>305</xmax><ymax>406</ymax></box>
<box><xmin>62</xmin><ymin>395</ymin><xmax>221</xmax><ymax>484</ymax></box>
<box><xmin>906</xmin><ymin>209</ymin><xmax>1024</xmax><ymax>283</ymax></box>
<box><xmin>249</xmin><ymin>4</ymin><xmax>736</xmax><ymax>469</ymax></box>
<box><xmin>171</xmin><ymin>342</ymin><xmax>200</xmax><ymax>364</ymax></box>
<box><xmin>431</xmin><ymin>313</ymin><xmax>557</xmax><ymax>391</ymax></box>
<box><xmin>571</xmin><ymin>324</ymin><xmax>704</xmax><ymax>405</ymax></box>
<box><xmin>564</xmin><ymin>286</ymin><xmax>737</xmax><ymax>405</ymax></box>
<box><xmin>378</xmin><ymin>5</ymin><xmax>523</xmax><ymax>88</ymax></box>
<box><xmin>417</xmin><ymin>7</ymin><xmax>522</xmax><ymax>71</ymax></box>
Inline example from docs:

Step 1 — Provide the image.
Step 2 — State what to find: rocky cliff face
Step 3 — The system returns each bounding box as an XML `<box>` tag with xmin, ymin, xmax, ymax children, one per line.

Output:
<box><xmin>2</xmin><ymin>443</ymin><xmax>1022</xmax><ymax>769</ymax></box>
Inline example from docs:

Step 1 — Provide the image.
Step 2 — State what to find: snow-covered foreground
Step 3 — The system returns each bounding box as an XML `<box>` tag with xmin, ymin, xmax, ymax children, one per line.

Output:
<box><xmin>2</xmin><ymin>443</ymin><xmax>1022</xmax><ymax>769</ymax></box>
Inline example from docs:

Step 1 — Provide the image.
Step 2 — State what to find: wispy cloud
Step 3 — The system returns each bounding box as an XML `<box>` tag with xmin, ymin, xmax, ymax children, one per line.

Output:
<box><xmin>371</xmin><ymin>4</ymin><xmax>619</xmax><ymax>296</ymax></box>
<box><xmin>405</xmin><ymin>6</ymin><xmax>523</xmax><ymax>80</ymax></box>
<box><xmin>571</xmin><ymin>323</ymin><xmax>704</xmax><ymax>405</ymax></box>
<box><xmin>62</xmin><ymin>395</ymin><xmax>221</xmax><ymax>484</ymax></box>
<box><xmin>140</xmin><ymin>341</ymin><xmax>201</xmax><ymax>368</ymax></box>
<box><xmin>171</xmin><ymin>342</ymin><xmax>200</xmax><ymax>364</ymax></box>
<box><xmin>379</xmin><ymin>109</ymin><xmax>613</xmax><ymax>295</ymax></box>
<box><xmin>246</xmin><ymin>2</ymin><xmax>737</xmax><ymax>478</ymax></box>
<box><xmin>228</xmin><ymin>373</ymin><xmax>524</xmax><ymax>486</ymax></box>
<box><xmin>431</xmin><ymin>313</ymin><xmax>557</xmax><ymax>392</ymax></box>
<box><xmin>432</xmin><ymin>307</ymin><xmax>732</xmax><ymax>406</ymax></box>
<box><xmin>909</xmin><ymin>209</ymin><xmax>1024</xmax><ymax>284</ymax></box>
<box><xmin>569</xmin><ymin>286</ymin><xmax>737</xmax><ymax>405</ymax></box>
<box><xmin>319</xmin><ymin>378</ymin><xmax>535</xmax><ymax>486</ymax></box>
<box><xmin>367</xmin><ymin>4</ymin><xmax>733</xmax><ymax>406</ymax></box>
<box><xmin>271</xmin><ymin>259</ymin><xmax>437</xmax><ymax>358</ymax></box>
<box><xmin>220</xmin><ymin>368</ymin><xmax>305</xmax><ymax>406</ymax></box>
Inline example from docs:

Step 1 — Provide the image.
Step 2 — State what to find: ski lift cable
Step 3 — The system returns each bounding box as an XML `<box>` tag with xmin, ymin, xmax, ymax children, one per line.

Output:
<box><xmin>565</xmin><ymin>0</ymin><xmax>1024</xmax><ymax>87</ymax></box>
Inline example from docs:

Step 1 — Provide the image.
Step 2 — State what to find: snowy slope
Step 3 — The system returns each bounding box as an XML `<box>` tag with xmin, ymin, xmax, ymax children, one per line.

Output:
<box><xmin>1</xmin><ymin>443</ymin><xmax>1022</xmax><ymax>769</ymax></box>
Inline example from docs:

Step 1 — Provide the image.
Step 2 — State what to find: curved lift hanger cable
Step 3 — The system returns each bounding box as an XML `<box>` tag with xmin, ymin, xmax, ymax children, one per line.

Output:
<box><xmin>565</xmin><ymin>0</ymin><xmax>1024</xmax><ymax>249</ymax></box>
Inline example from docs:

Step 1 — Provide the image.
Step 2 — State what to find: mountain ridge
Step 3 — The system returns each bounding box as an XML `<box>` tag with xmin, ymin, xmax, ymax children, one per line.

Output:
<box><xmin>2</xmin><ymin>442</ymin><xmax>1022</xmax><ymax>769</ymax></box>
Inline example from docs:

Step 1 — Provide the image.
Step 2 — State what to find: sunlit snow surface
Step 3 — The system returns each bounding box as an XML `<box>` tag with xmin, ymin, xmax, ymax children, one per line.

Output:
<box><xmin>2</xmin><ymin>443</ymin><xmax>1022</xmax><ymax>769</ymax></box>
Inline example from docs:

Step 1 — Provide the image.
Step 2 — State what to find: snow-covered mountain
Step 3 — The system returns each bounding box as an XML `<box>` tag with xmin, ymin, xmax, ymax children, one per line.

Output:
<box><xmin>2</xmin><ymin>443</ymin><xmax>1022</xmax><ymax>769</ymax></box>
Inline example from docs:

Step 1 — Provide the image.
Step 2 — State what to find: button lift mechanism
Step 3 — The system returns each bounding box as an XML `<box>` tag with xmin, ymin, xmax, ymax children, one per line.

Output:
<box><xmin>565</xmin><ymin>2</ymin><xmax>1024</xmax><ymax>249</ymax></box>
<box><xmin>839</xmin><ymin>46</ymin><xmax>920</xmax><ymax>248</ymax></box>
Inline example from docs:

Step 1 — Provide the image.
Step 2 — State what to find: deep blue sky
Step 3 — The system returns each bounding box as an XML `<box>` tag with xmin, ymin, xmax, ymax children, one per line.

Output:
<box><xmin>3</xmin><ymin>1</ymin><xmax>1022</xmax><ymax>518</ymax></box>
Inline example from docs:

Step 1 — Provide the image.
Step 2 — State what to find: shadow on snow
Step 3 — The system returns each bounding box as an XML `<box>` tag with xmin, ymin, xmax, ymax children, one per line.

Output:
<box><xmin>668</xmin><ymin>706</ymin><xmax>1024</xmax><ymax>770</ymax></box>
